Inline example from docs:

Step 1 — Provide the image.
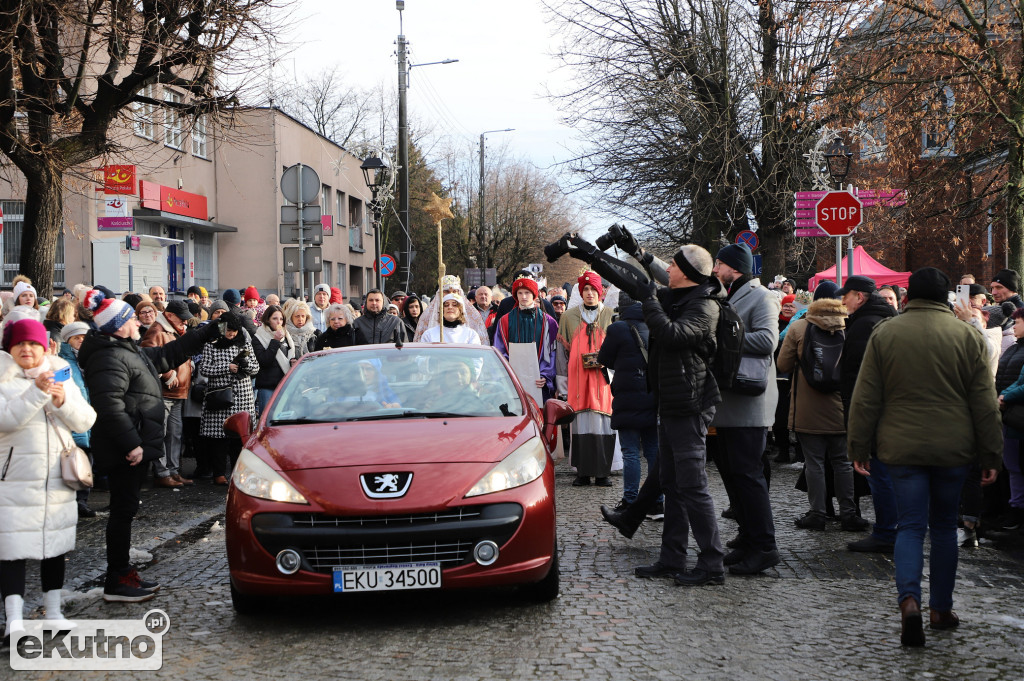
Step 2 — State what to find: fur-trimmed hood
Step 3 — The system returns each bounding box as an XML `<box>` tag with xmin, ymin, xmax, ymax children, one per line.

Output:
<box><xmin>805</xmin><ymin>298</ymin><xmax>847</xmax><ymax>333</ymax></box>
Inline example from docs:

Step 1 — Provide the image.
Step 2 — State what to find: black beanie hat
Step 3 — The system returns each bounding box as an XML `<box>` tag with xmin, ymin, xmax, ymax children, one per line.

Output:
<box><xmin>814</xmin><ymin>280</ymin><xmax>841</xmax><ymax>300</ymax></box>
<box><xmin>992</xmin><ymin>268</ymin><xmax>1021</xmax><ymax>294</ymax></box>
<box><xmin>907</xmin><ymin>267</ymin><xmax>950</xmax><ymax>303</ymax></box>
<box><xmin>715</xmin><ymin>244</ymin><xmax>754</xmax><ymax>275</ymax></box>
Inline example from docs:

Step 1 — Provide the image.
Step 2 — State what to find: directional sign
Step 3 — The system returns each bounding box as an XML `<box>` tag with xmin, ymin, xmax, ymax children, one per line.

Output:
<box><xmin>815</xmin><ymin>191</ymin><xmax>863</xmax><ymax>237</ymax></box>
<box><xmin>794</xmin><ymin>189</ymin><xmax>907</xmax><ymax>229</ymax></box>
<box><xmin>280</xmin><ymin>205</ymin><xmax>321</xmax><ymax>224</ymax></box>
<box><xmin>752</xmin><ymin>254</ymin><xmax>763</xmax><ymax>276</ymax></box>
<box><xmin>283</xmin><ymin>247</ymin><xmax>323</xmax><ymax>273</ymax></box>
<box><xmin>377</xmin><ymin>254</ymin><xmax>396</xmax><ymax>277</ymax></box>
<box><xmin>736</xmin><ymin>230</ymin><xmax>759</xmax><ymax>252</ymax></box>
<box><xmin>279</xmin><ymin>224</ymin><xmax>323</xmax><ymax>245</ymax></box>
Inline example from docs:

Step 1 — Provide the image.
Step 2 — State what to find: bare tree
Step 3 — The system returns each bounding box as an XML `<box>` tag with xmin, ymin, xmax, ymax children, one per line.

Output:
<box><xmin>544</xmin><ymin>0</ymin><xmax>858</xmax><ymax>279</ymax></box>
<box><xmin>0</xmin><ymin>0</ymin><xmax>285</xmax><ymax>296</ymax></box>
<box><xmin>275</xmin><ymin>66</ymin><xmax>383</xmax><ymax>149</ymax></box>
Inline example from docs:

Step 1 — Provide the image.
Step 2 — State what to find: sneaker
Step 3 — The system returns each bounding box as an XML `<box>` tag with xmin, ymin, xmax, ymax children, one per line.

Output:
<box><xmin>647</xmin><ymin>501</ymin><xmax>665</xmax><ymax>521</ymax></box>
<box><xmin>960</xmin><ymin>527</ymin><xmax>979</xmax><ymax>549</ymax></box>
<box><xmin>634</xmin><ymin>561</ymin><xmax>682</xmax><ymax>579</ymax></box>
<box><xmin>794</xmin><ymin>512</ymin><xmax>826</xmax><ymax>530</ymax></box>
<box><xmin>127</xmin><ymin>568</ymin><xmax>161</xmax><ymax>592</ymax></box>
<box><xmin>103</xmin><ymin>573</ymin><xmax>156</xmax><ymax>603</ymax></box>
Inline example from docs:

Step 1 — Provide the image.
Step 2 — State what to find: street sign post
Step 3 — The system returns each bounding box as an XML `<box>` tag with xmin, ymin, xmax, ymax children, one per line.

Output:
<box><xmin>280</xmin><ymin>164</ymin><xmax>321</xmax><ymax>299</ymax></box>
<box><xmin>283</xmin><ymin>247</ymin><xmax>322</xmax><ymax>273</ymax></box>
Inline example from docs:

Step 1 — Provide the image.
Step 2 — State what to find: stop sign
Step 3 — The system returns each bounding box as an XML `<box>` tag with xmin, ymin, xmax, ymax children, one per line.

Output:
<box><xmin>814</xmin><ymin>190</ymin><xmax>863</xmax><ymax>236</ymax></box>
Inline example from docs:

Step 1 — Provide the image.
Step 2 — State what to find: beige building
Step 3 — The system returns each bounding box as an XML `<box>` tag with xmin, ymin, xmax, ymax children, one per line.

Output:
<box><xmin>0</xmin><ymin>100</ymin><xmax>377</xmax><ymax>300</ymax></box>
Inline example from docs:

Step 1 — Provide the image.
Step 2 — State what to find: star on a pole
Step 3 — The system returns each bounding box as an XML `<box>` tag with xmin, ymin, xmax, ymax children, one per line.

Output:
<box><xmin>423</xmin><ymin>192</ymin><xmax>453</xmax><ymax>224</ymax></box>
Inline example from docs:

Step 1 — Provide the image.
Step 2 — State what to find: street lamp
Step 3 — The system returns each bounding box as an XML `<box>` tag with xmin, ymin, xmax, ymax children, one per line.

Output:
<box><xmin>361</xmin><ymin>155</ymin><xmax>390</xmax><ymax>290</ymax></box>
<box><xmin>479</xmin><ymin>128</ymin><xmax>514</xmax><ymax>286</ymax></box>
<box><xmin>824</xmin><ymin>138</ymin><xmax>853</xmax><ymax>187</ymax></box>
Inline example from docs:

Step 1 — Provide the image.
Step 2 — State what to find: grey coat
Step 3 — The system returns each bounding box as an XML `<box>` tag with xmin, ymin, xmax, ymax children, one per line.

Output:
<box><xmin>711</xmin><ymin>278</ymin><xmax>780</xmax><ymax>428</ymax></box>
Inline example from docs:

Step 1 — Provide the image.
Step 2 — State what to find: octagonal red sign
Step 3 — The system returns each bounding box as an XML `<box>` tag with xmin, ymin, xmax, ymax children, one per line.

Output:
<box><xmin>814</xmin><ymin>191</ymin><xmax>863</xmax><ymax>237</ymax></box>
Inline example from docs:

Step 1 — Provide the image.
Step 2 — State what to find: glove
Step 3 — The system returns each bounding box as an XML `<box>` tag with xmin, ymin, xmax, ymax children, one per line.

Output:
<box><xmin>633</xmin><ymin>278</ymin><xmax>658</xmax><ymax>301</ymax></box>
<box><xmin>568</xmin><ymin>234</ymin><xmax>599</xmax><ymax>262</ymax></box>
<box><xmin>200</xmin><ymin>320</ymin><xmax>223</xmax><ymax>342</ymax></box>
<box><xmin>611</xmin><ymin>224</ymin><xmax>641</xmax><ymax>257</ymax></box>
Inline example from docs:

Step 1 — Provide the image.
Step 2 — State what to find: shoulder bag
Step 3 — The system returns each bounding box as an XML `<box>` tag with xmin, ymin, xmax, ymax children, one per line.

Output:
<box><xmin>730</xmin><ymin>354</ymin><xmax>771</xmax><ymax>395</ymax></box>
<box><xmin>46</xmin><ymin>412</ymin><xmax>93</xmax><ymax>491</ymax></box>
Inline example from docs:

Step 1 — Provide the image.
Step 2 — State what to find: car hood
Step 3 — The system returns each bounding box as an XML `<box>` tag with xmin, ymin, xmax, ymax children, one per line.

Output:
<box><xmin>253</xmin><ymin>415</ymin><xmax>538</xmax><ymax>471</ymax></box>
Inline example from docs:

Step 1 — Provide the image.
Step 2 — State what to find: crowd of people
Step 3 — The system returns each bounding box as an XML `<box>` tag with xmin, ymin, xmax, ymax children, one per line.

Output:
<box><xmin>0</xmin><ymin>242</ymin><xmax>1019</xmax><ymax>648</ymax></box>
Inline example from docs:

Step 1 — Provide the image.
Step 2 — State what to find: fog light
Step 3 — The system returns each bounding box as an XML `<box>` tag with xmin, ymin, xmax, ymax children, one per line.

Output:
<box><xmin>276</xmin><ymin>549</ymin><xmax>302</xmax><ymax>575</ymax></box>
<box><xmin>473</xmin><ymin>540</ymin><xmax>499</xmax><ymax>566</ymax></box>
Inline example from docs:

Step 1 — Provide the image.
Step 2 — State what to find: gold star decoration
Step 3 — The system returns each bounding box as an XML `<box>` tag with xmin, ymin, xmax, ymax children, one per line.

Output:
<box><xmin>423</xmin><ymin>192</ymin><xmax>453</xmax><ymax>224</ymax></box>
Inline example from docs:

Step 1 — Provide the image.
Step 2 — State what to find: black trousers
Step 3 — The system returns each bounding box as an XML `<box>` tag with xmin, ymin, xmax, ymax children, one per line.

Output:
<box><xmin>106</xmin><ymin>462</ymin><xmax>148</xmax><ymax>576</ymax></box>
<box><xmin>714</xmin><ymin>426</ymin><xmax>777</xmax><ymax>552</ymax></box>
<box><xmin>0</xmin><ymin>556</ymin><xmax>66</xmax><ymax>598</ymax></box>
<box><xmin>204</xmin><ymin>436</ymin><xmax>243</xmax><ymax>479</ymax></box>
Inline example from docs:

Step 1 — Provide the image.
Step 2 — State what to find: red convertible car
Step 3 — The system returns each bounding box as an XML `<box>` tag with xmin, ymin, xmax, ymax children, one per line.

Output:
<box><xmin>224</xmin><ymin>343</ymin><xmax>573</xmax><ymax>613</ymax></box>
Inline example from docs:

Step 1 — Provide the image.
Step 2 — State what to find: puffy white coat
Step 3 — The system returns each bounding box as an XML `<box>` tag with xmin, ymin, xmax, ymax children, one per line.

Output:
<box><xmin>0</xmin><ymin>352</ymin><xmax>96</xmax><ymax>560</ymax></box>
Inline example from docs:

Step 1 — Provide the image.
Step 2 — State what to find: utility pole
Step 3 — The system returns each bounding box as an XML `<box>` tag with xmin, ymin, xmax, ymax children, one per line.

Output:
<box><xmin>479</xmin><ymin>128</ymin><xmax>514</xmax><ymax>281</ymax></box>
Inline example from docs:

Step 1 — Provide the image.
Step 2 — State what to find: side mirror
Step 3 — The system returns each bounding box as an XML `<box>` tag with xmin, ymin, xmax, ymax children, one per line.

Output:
<box><xmin>541</xmin><ymin>399</ymin><xmax>575</xmax><ymax>451</ymax></box>
<box><xmin>223</xmin><ymin>412</ymin><xmax>252</xmax><ymax>440</ymax></box>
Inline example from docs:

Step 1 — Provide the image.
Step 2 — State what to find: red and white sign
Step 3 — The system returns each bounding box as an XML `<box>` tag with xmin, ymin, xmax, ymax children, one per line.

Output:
<box><xmin>0</xmin><ymin>205</ymin><xmax>4</xmax><ymax>236</ymax></box>
<box><xmin>322</xmin><ymin>215</ymin><xmax>333</xmax><ymax>236</ymax></box>
<box><xmin>814</xmin><ymin>191</ymin><xmax>863</xmax><ymax>237</ymax></box>
<box><xmin>140</xmin><ymin>180</ymin><xmax>208</xmax><ymax>221</ymax></box>
<box><xmin>103</xmin><ymin>165</ymin><xmax>136</xmax><ymax>195</ymax></box>
<box><xmin>794</xmin><ymin>189</ymin><xmax>906</xmax><ymax>230</ymax></box>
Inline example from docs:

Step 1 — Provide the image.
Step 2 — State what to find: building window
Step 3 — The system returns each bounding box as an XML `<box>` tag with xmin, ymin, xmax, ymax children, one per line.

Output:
<box><xmin>322</xmin><ymin>184</ymin><xmax>331</xmax><ymax>213</ymax></box>
<box><xmin>134</xmin><ymin>84</ymin><xmax>157</xmax><ymax>140</ymax></box>
<box><xmin>0</xmin><ymin>200</ymin><xmax>64</xmax><ymax>288</ymax></box>
<box><xmin>349</xmin><ymin>197</ymin><xmax>364</xmax><ymax>250</ymax></box>
<box><xmin>193</xmin><ymin>231</ymin><xmax>214</xmax><ymax>291</ymax></box>
<box><xmin>323</xmin><ymin>260</ymin><xmax>332</xmax><ymax>286</ymax></box>
<box><xmin>338</xmin><ymin>263</ymin><xmax>347</xmax><ymax>298</ymax></box>
<box><xmin>164</xmin><ymin>90</ymin><xmax>183</xmax><ymax>149</ymax></box>
<box><xmin>860</xmin><ymin>95</ymin><xmax>887</xmax><ymax>162</ymax></box>
<box><xmin>336</xmin><ymin>190</ymin><xmax>345</xmax><ymax>226</ymax></box>
<box><xmin>922</xmin><ymin>84</ymin><xmax>955</xmax><ymax>158</ymax></box>
<box><xmin>192</xmin><ymin>114</ymin><xmax>208</xmax><ymax>158</ymax></box>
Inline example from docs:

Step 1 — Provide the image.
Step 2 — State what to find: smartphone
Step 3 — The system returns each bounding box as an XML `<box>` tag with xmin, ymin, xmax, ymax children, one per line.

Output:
<box><xmin>956</xmin><ymin>284</ymin><xmax>971</xmax><ymax>309</ymax></box>
<box><xmin>218</xmin><ymin>321</ymin><xmax>228</xmax><ymax>336</ymax></box>
<box><xmin>53</xmin><ymin>366</ymin><xmax>71</xmax><ymax>382</ymax></box>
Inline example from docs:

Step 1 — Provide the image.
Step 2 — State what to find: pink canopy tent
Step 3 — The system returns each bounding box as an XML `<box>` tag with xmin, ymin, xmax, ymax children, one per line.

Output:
<box><xmin>808</xmin><ymin>246</ymin><xmax>911</xmax><ymax>290</ymax></box>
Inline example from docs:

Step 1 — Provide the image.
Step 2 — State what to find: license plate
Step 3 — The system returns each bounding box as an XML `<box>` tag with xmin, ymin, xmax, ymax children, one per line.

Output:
<box><xmin>333</xmin><ymin>562</ymin><xmax>442</xmax><ymax>593</ymax></box>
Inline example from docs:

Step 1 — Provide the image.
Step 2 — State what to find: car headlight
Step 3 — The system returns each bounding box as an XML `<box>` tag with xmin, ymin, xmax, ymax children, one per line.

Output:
<box><xmin>465</xmin><ymin>437</ymin><xmax>546</xmax><ymax>497</ymax></box>
<box><xmin>232</xmin><ymin>449</ymin><xmax>309</xmax><ymax>504</ymax></box>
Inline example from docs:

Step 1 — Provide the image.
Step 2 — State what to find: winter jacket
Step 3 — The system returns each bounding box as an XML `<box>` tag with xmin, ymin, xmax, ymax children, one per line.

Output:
<box><xmin>0</xmin><ymin>352</ymin><xmax>96</xmax><ymax>561</ymax></box>
<box><xmin>596</xmin><ymin>303</ymin><xmax>657</xmax><ymax>429</ymax></box>
<box><xmin>309</xmin><ymin>303</ymin><xmax>330</xmax><ymax>334</ymax></box>
<box><xmin>839</xmin><ymin>292</ymin><xmax>897</xmax><ymax>408</ymax></box>
<box><xmin>314</xmin><ymin>324</ymin><xmax>361</xmax><ymax>350</ymax></box>
<box><xmin>776</xmin><ymin>299</ymin><xmax>847</xmax><ymax>434</ymax></box>
<box><xmin>252</xmin><ymin>326</ymin><xmax>296</xmax><ymax>390</ymax></box>
<box><xmin>58</xmin><ymin>342</ymin><xmax>90</xmax><ymax>449</ymax></box>
<box><xmin>78</xmin><ymin>324</ymin><xmax>216</xmax><ymax>472</ymax></box>
<box><xmin>199</xmin><ymin>336</ymin><xmax>259</xmax><ymax>439</ymax></box>
<box><xmin>996</xmin><ymin>339</ymin><xmax>1024</xmax><ymax>394</ymax></box>
<box><xmin>847</xmin><ymin>299</ymin><xmax>1003</xmax><ymax>470</ymax></box>
<box><xmin>139</xmin><ymin>313</ymin><xmax>192</xmax><ymax>400</ymax></box>
<box><xmin>641</xmin><ymin>278</ymin><xmax>723</xmax><ymax>418</ymax></box>
<box><xmin>353</xmin><ymin>308</ymin><xmax>407</xmax><ymax>345</ymax></box>
<box><xmin>710</xmin><ymin>277</ymin><xmax>780</xmax><ymax>428</ymax></box>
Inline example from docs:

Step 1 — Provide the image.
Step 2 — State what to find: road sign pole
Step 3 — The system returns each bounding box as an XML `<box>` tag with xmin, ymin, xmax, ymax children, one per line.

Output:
<box><xmin>848</xmin><ymin>185</ymin><xmax>855</xmax><ymax>279</ymax></box>
<box><xmin>297</xmin><ymin>162</ymin><xmax>305</xmax><ymax>301</ymax></box>
<box><xmin>836</xmin><ymin>237</ymin><xmax>843</xmax><ymax>288</ymax></box>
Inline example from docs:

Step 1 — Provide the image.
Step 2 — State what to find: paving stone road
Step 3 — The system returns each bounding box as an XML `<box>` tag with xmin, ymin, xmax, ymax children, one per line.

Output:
<box><xmin>3</xmin><ymin>458</ymin><xmax>1023</xmax><ymax>680</ymax></box>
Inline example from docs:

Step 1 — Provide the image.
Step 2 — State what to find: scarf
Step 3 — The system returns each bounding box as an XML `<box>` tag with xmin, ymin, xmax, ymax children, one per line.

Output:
<box><xmin>255</xmin><ymin>325</ymin><xmax>294</xmax><ymax>375</ymax></box>
<box><xmin>508</xmin><ymin>306</ymin><xmax>543</xmax><ymax>345</ymax></box>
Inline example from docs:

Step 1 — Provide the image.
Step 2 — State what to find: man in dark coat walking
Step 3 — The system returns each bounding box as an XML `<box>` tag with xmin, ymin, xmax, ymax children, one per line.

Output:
<box><xmin>79</xmin><ymin>291</ymin><xmax>220</xmax><ymax>603</ymax></box>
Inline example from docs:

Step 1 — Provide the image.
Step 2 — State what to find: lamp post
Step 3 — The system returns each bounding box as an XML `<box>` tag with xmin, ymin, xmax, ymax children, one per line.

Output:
<box><xmin>824</xmin><ymin>138</ymin><xmax>856</xmax><ymax>282</ymax></box>
<box><xmin>396</xmin><ymin>0</ymin><xmax>457</xmax><ymax>293</ymax></box>
<box><xmin>478</xmin><ymin>128</ymin><xmax>514</xmax><ymax>285</ymax></box>
<box><xmin>361</xmin><ymin>155</ymin><xmax>390</xmax><ymax>291</ymax></box>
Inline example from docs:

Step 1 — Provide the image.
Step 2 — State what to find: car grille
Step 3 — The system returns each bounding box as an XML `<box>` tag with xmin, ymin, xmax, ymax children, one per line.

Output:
<box><xmin>304</xmin><ymin>540</ymin><xmax>475</xmax><ymax>571</ymax></box>
<box><xmin>292</xmin><ymin>507</ymin><xmax>483</xmax><ymax>528</ymax></box>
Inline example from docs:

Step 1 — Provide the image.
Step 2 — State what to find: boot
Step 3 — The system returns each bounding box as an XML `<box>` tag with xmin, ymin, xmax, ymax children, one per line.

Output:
<box><xmin>42</xmin><ymin>590</ymin><xmax>74</xmax><ymax>628</ymax></box>
<box><xmin>900</xmin><ymin>597</ymin><xmax>925</xmax><ymax>646</ymax></box>
<box><xmin>4</xmin><ymin>594</ymin><xmax>24</xmax><ymax>641</ymax></box>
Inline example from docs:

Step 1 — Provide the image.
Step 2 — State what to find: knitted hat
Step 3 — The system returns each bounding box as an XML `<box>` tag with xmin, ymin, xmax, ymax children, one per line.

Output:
<box><xmin>814</xmin><ymin>280</ymin><xmax>841</xmax><ymax>300</ymax></box>
<box><xmin>673</xmin><ymin>246</ymin><xmax>714</xmax><ymax>282</ymax></box>
<box><xmin>617</xmin><ymin>292</ymin><xmax>636</xmax><ymax>309</ymax></box>
<box><xmin>199</xmin><ymin>286</ymin><xmax>208</xmax><ymax>298</ymax></box>
<box><xmin>12</xmin><ymin>281</ymin><xmax>36</xmax><ymax>303</ymax></box>
<box><xmin>992</xmin><ymin>268</ymin><xmax>1020</xmax><ymax>294</ymax></box>
<box><xmin>186</xmin><ymin>285</ymin><xmax>203</xmax><ymax>297</ymax></box>
<box><xmin>511</xmin><ymin>277</ymin><xmax>539</xmax><ymax>300</ymax></box>
<box><xmin>330</xmin><ymin>287</ymin><xmax>344</xmax><ymax>304</ymax></box>
<box><xmin>221</xmin><ymin>289</ymin><xmax>240</xmax><ymax>305</ymax></box>
<box><xmin>2</xmin><ymin>319</ymin><xmax>48</xmax><ymax>352</ymax></box>
<box><xmin>577</xmin><ymin>271</ymin><xmax>604</xmax><ymax>299</ymax></box>
<box><xmin>781</xmin><ymin>294</ymin><xmax>796</xmax><ymax>306</ymax></box>
<box><xmin>550</xmin><ymin>295</ymin><xmax>567</xmax><ymax>305</ymax></box>
<box><xmin>83</xmin><ymin>289</ymin><xmax>135</xmax><ymax>333</ymax></box>
<box><xmin>244</xmin><ymin>286</ymin><xmax>260</xmax><ymax>302</ymax></box>
<box><xmin>390</xmin><ymin>290</ymin><xmax>408</xmax><ymax>301</ymax></box>
<box><xmin>907</xmin><ymin>267</ymin><xmax>951</xmax><ymax>303</ymax></box>
<box><xmin>441</xmin><ymin>293</ymin><xmax>465</xmax><ymax>311</ymax></box>
<box><xmin>59</xmin><ymin>321</ymin><xmax>91</xmax><ymax>343</ymax></box>
<box><xmin>715</xmin><ymin>244</ymin><xmax>754</xmax><ymax>275</ymax></box>
<box><xmin>210</xmin><ymin>300</ymin><xmax>230</xmax><ymax>313</ymax></box>
<box><xmin>122</xmin><ymin>293</ymin><xmax>144</xmax><ymax>310</ymax></box>
<box><xmin>313</xmin><ymin>283</ymin><xmax>331</xmax><ymax>296</ymax></box>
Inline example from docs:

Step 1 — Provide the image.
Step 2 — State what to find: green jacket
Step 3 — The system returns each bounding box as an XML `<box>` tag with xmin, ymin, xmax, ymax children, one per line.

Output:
<box><xmin>847</xmin><ymin>299</ymin><xmax>1003</xmax><ymax>470</ymax></box>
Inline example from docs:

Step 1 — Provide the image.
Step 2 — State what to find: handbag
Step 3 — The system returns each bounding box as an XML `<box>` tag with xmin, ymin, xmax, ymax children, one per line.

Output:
<box><xmin>731</xmin><ymin>353</ymin><xmax>771</xmax><ymax>396</ymax></box>
<box><xmin>204</xmin><ymin>384</ymin><xmax>235</xmax><ymax>410</ymax></box>
<box><xmin>1003</xmin><ymin>403</ymin><xmax>1024</xmax><ymax>432</ymax></box>
<box><xmin>189</xmin><ymin>384</ymin><xmax>207</xmax><ymax>404</ymax></box>
<box><xmin>46</xmin><ymin>412</ymin><xmax>93</xmax><ymax>491</ymax></box>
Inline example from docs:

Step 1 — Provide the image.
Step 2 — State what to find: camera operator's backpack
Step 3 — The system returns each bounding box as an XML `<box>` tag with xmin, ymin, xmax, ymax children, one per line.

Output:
<box><xmin>710</xmin><ymin>300</ymin><xmax>745</xmax><ymax>390</ymax></box>
<box><xmin>799</xmin><ymin>323</ymin><xmax>845</xmax><ymax>392</ymax></box>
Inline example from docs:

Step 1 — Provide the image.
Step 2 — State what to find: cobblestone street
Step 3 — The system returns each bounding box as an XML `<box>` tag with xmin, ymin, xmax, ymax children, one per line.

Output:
<box><xmin>3</xmin><ymin>458</ymin><xmax>1023</xmax><ymax>681</ymax></box>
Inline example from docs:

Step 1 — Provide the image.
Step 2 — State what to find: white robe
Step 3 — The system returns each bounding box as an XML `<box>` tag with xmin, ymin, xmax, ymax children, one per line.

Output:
<box><xmin>421</xmin><ymin>325</ymin><xmax>481</xmax><ymax>345</ymax></box>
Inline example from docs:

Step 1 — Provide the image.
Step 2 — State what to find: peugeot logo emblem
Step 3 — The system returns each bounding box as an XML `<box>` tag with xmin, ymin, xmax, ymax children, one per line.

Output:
<box><xmin>360</xmin><ymin>472</ymin><xmax>413</xmax><ymax>499</ymax></box>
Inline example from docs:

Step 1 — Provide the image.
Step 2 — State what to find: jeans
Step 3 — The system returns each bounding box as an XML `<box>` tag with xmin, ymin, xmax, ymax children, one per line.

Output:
<box><xmin>1007</xmin><ymin>437</ymin><xmax>1024</xmax><ymax>509</ymax></box>
<box><xmin>106</xmin><ymin>462</ymin><xmax>148</xmax><ymax>576</ymax></box>
<box><xmin>619</xmin><ymin>427</ymin><xmax>658</xmax><ymax>504</ymax></box>
<box><xmin>256</xmin><ymin>388</ymin><xmax>275</xmax><ymax>417</ymax></box>
<box><xmin>889</xmin><ymin>464</ymin><xmax>970</xmax><ymax>611</ymax></box>
<box><xmin>865</xmin><ymin>456</ymin><xmax>897</xmax><ymax>542</ymax></box>
<box><xmin>713</xmin><ymin>427</ymin><xmax>776</xmax><ymax>551</ymax></box>
<box><xmin>153</xmin><ymin>398</ymin><xmax>183</xmax><ymax>478</ymax></box>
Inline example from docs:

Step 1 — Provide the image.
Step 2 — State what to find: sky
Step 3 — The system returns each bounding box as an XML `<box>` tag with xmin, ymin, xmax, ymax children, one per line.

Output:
<box><xmin>272</xmin><ymin>0</ymin><xmax>608</xmax><ymax>237</ymax></box>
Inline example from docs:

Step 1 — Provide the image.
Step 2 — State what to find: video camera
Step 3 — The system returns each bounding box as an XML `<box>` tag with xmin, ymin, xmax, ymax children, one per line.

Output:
<box><xmin>545</xmin><ymin>224</ymin><xmax>670</xmax><ymax>287</ymax></box>
<box><xmin>543</xmin><ymin>231</ymin><xmax>656</xmax><ymax>301</ymax></box>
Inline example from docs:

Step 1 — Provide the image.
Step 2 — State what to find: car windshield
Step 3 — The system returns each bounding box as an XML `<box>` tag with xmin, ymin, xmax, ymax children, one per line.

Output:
<box><xmin>267</xmin><ymin>346</ymin><xmax>524</xmax><ymax>424</ymax></box>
